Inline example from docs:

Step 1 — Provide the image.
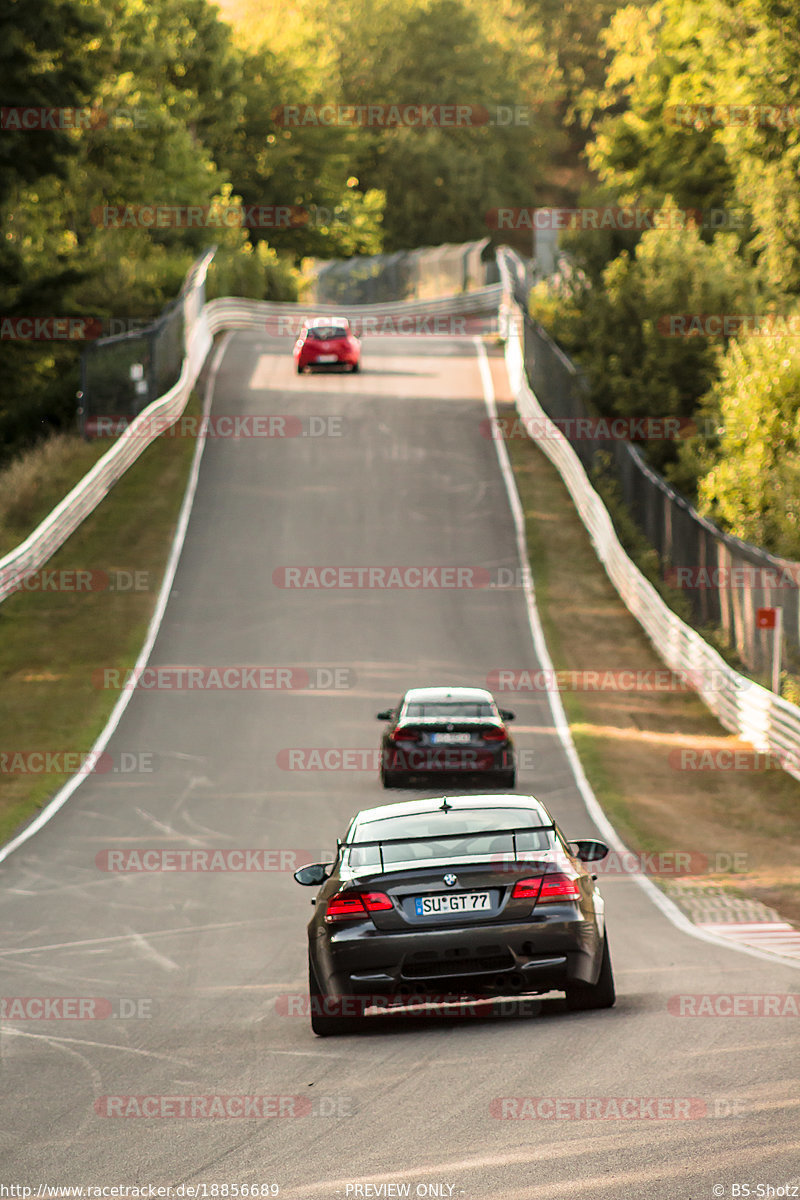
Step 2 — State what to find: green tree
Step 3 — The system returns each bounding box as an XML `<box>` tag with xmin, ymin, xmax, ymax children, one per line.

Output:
<box><xmin>309</xmin><ymin>0</ymin><xmax>561</xmax><ymax>249</ymax></box>
<box><xmin>690</xmin><ymin>326</ymin><xmax>800</xmax><ymax>556</ymax></box>
<box><xmin>532</xmin><ymin>203</ymin><xmax>762</xmax><ymax>476</ymax></box>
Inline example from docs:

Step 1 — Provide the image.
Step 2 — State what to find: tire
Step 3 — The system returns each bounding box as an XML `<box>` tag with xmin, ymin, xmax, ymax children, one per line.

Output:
<box><xmin>381</xmin><ymin>767</ymin><xmax>403</xmax><ymax>789</ymax></box>
<box><xmin>351</xmin><ymin>361</ymin><xmax>360</xmax><ymax>373</ymax></box>
<box><xmin>564</xmin><ymin>934</ymin><xmax>616</xmax><ymax>1012</ymax></box>
<box><xmin>494</xmin><ymin>768</ymin><xmax>516</xmax><ymax>789</ymax></box>
<box><xmin>296</xmin><ymin>364</ymin><xmax>303</xmax><ymax>374</ymax></box>
<box><xmin>308</xmin><ymin>956</ymin><xmax>364</xmax><ymax>1037</ymax></box>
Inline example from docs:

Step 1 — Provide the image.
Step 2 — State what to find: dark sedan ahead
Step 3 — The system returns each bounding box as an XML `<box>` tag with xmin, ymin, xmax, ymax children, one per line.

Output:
<box><xmin>378</xmin><ymin>686</ymin><xmax>516</xmax><ymax>788</ymax></box>
<box><xmin>294</xmin><ymin>794</ymin><xmax>614</xmax><ymax>1035</ymax></box>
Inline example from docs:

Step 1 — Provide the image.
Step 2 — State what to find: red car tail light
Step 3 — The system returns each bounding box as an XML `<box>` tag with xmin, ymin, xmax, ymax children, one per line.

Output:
<box><xmin>325</xmin><ymin>892</ymin><xmax>366</xmax><ymax>922</ymax></box>
<box><xmin>511</xmin><ymin>877</ymin><xmax>543</xmax><ymax>899</ymax></box>
<box><xmin>512</xmin><ymin>874</ymin><xmax>581</xmax><ymax>902</ymax></box>
<box><xmin>392</xmin><ymin>728</ymin><xmax>419</xmax><ymax>743</ymax></box>
<box><xmin>481</xmin><ymin>726</ymin><xmax>507</xmax><ymax>742</ymax></box>
<box><xmin>538</xmin><ymin>873</ymin><xmax>582</xmax><ymax>903</ymax></box>
<box><xmin>325</xmin><ymin>890</ymin><xmax>392</xmax><ymax>923</ymax></box>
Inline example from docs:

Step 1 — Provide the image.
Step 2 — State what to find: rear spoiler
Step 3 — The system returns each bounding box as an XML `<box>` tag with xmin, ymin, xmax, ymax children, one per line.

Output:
<box><xmin>339</xmin><ymin>824</ymin><xmax>555</xmax><ymax>873</ymax></box>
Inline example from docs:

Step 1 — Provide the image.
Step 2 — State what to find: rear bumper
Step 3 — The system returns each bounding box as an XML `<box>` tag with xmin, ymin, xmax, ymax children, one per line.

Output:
<box><xmin>312</xmin><ymin>909</ymin><xmax>600</xmax><ymax>998</ymax></box>
<box><xmin>383</xmin><ymin>747</ymin><xmax>514</xmax><ymax>775</ymax></box>
<box><xmin>298</xmin><ymin>352</ymin><xmax>358</xmax><ymax>368</ymax></box>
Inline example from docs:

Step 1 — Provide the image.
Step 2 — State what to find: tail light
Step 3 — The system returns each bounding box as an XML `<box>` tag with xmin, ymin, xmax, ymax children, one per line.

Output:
<box><xmin>325</xmin><ymin>890</ymin><xmax>393</xmax><ymax>923</ymax></box>
<box><xmin>481</xmin><ymin>726</ymin><xmax>507</xmax><ymax>742</ymax></box>
<box><xmin>510</xmin><ymin>877</ymin><xmax>543</xmax><ymax>899</ymax></box>
<box><xmin>392</xmin><ymin>728</ymin><xmax>419</xmax><ymax>743</ymax></box>
<box><xmin>512</xmin><ymin>873</ymin><xmax>581</xmax><ymax>902</ymax></box>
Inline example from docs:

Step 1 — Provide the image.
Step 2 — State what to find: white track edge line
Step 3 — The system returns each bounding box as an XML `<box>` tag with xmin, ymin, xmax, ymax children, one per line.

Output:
<box><xmin>0</xmin><ymin>331</ymin><xmax>234</xmax><ymax>867</ymax></box>
<box><xmin>474</xmin><ymin>336</ymin><xmax>800</xmax><ymax>972</ymax></box>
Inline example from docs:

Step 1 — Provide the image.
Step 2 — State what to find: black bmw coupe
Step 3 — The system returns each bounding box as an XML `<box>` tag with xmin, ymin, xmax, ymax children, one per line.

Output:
<box><xmin>294</xmin><ymin>794</ymin><xmax>614</xmax><ymax>1035</ymax></box>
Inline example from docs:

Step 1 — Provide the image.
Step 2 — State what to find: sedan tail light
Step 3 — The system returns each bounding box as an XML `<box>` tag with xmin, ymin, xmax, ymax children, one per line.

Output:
<box><xmin>539</xmin><ymin>873</ymin><xmax>581</xmax><ymax>902</ymax></box>
<box><xmin>510</xmin><ymin>877</ymin><xmax>543</xmax><ymax>899</ymax></box>
<box><xmin>325</xmin><ymin>890</ymin><xmax>393</xmax><ymax>923</ymax></box>
<box><xmin>392</xmin><ymin>728</ymin><xmax>419</xmax><ymax>743</ymax></box>
<box><xmin>512</xmin><ymin>873</ymin><xmax>581</xmax><ymax>902</ymax></box>
<box><xmin>481</xmin><ymin>726</ymin><xmax>507</xmax><ymax>742</ymax></box>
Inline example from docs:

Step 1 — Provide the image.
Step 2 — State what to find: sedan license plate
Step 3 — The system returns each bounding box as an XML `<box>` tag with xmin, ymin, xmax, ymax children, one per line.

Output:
<box><xmin>431</xmin><ymin>732</ymin><xmax>471</xmax><ymax>744</ymax></box>
<box><xmin>414</xmin><ymin>891</ymin><xmax>491</xmax><ymax>916</ymax></box>
<box><xmin>316</xmin><ymin>354</ymin><xmax>337</xmax><ymax>362</ymax></box>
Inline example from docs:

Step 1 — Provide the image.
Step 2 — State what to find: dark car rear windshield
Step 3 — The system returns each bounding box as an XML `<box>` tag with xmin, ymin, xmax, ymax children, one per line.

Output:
<box><xmin>348</xmin><ymin>808</ymin><xmax>553</xmax><ymax>869</ymax></box>
<box><xmin>403</xmin><ymin>701</ymin><xmax>496</xmax><ymax>719</ymax></box>
<box><xmin>306</xmin><ymin>325</ymin><xmax>348</xmax><ymax>340</ymax></box>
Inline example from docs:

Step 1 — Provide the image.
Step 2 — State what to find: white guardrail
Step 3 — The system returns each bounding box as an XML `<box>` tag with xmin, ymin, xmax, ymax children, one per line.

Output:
<box><xmin>496</xmin><ymin>246</ymin><xmax>800</xmax><ymax>782</ymax></box>
<box><xmin>5</xmin><ymin>257</ymin><xmax>800</xmax><ymax>782</ymax></box>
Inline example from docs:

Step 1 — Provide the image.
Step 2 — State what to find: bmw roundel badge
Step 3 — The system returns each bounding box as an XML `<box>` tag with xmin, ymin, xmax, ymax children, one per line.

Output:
<box><xmin>443</xmin><ymin>873</ymin><xmax>457</xmax><ymax>887</ymax></box>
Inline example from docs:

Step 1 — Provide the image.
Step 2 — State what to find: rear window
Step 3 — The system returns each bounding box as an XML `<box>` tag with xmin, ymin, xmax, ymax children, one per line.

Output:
<box><xmin>403</xmin><ymin>701</ymin><xmax>496</xmax><ymax>719</ymax></box>
<box><xmin>347</xmin><ymin>808</ymin><xmax>554</xmax><ymax>870</ymax></box>
<box><xmin>306</xmin><ymin>325</ymin><xmax>348</xmax><ymax>340</ymax></box>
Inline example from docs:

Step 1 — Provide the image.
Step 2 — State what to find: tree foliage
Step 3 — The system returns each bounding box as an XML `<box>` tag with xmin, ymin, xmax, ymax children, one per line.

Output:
<box><xmin>690</xmin><ymin>330</ymin><xmax>800</xmax><ymax>556</ymax></box>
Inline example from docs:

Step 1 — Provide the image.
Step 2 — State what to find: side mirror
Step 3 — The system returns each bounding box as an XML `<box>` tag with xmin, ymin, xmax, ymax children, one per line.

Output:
<box><xmin>376</xmin><ymin>709</ymin><xmax>393</xmax><ymax>721</ymax></box>
<box><xmin>293</xmin><ymin>862</ymin><xmax>334</xmax><ymax>886</ymax></box>
<box><xmin>570</xmin><ymin>839</ymin><xmax>609</xmax><ymax>863</ymax></box>
<box><xmin>499</xmin><ymin>709</ymin><xmax>516</xmax><ymax>721</ymax></box>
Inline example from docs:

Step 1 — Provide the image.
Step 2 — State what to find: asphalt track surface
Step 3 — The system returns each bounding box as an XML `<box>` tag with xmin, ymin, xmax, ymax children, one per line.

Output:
<box><xmin>2</xmin><ymin>331</ymin><xmax>799</xmax><ymax>1199</ymax></box>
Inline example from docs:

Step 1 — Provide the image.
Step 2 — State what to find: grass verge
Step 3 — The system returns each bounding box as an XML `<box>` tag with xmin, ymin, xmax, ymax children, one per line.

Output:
<box><xmin>0</xmin><ymin>391</ymin><xmax>201</xmax><ymax>846</ymax></box>
<box><xmin>501</xmin><ymin>400</ymin><xmax>800</xmax><ymax>927</ymax></box>
<box><xmin>0</xmin><ymin>434</ymin><xmax>111</xmax><ymax>558</ymax></box>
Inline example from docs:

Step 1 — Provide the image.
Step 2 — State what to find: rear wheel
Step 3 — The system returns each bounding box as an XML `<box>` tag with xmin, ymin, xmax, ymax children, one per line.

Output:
<box><xmin>351</xmin><ymin>361</ymin><xmax>360</xmax><ymax>373</ymax></box>
<box><xmin>380</xmin><ymin>767</ymin><xmax>403</xmax><ymax>789</ymax></box>
<box><xmin>564</xmin><ymin>934</ymin><xmax>615</xmax><ymax>1011</ymax></box>
<box><xmin>308</xmin><ymin>956</ymin><xmax>364</xmax><ymax>1036</ymax></box>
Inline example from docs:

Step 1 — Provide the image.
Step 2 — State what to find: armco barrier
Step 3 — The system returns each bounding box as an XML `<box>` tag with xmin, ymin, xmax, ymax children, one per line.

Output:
<box><xmin>0</xmin><ymin>279</ymin><xmax>501</xmax><ymax>607</ymax></box>
<box><xmin>496</xmin><ymin>246</ymin><xmax>800</xmax><ymax>782</ymax></box>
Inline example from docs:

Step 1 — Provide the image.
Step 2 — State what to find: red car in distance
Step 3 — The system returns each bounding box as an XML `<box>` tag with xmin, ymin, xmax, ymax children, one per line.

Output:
<box><xmin>294</xmin><ymin>317</ymin><xmax>361</xmax><ymax>373</ymax></box>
